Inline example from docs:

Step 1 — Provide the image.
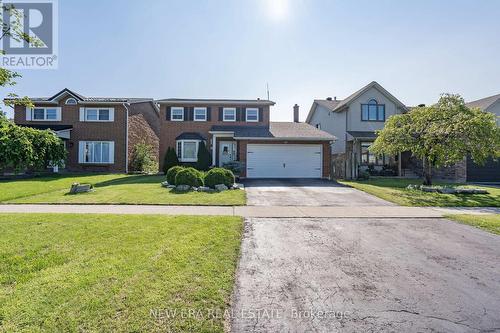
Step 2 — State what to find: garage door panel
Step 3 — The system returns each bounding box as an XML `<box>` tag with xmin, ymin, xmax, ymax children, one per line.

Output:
<box><xmin>247</xmin><ymin>144</ymin><xmax>322</xmax><ymax>178</ymax></box>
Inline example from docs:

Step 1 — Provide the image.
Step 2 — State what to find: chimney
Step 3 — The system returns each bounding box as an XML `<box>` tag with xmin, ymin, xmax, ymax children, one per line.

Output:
<box><xmin>334</xmin><ymin>96</ymin><xmax>337</xmax><ymax>101</ymax></box>
<box><xmin>293</xmin><ymin>104</ymin><xmax>299</xmax><ymax>123</ymax></box>
<box><xmin>326</xmin><ymin>97</ymin><xmax>332</xmax><ymax>101</ymax></box>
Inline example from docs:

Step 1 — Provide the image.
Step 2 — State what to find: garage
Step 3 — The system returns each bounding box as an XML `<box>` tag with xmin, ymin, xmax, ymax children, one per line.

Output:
<box><xmin>246</xmin><ymin>144</ymin><xmax>322</xmax><ymax>178</ymax></box>
<box><xmin>467</xmin><ymin>156</ymin><xmax>500</xmax><ymax>182</ymax></box>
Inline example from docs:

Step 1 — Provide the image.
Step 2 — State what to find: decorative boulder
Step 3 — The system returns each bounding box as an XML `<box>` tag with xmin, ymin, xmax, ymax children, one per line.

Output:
<box><xmin>420</xmin><ymin>186</ymin><xmax>439</xmax><ymax>193</ymax></box>
<box><xmin>176</xmin><ymin>185</ymin><xmax>191</xmax><ymax>192</ymax></box>
<box><xmin>167</xmin><ymin>185</ymin><xmax>176</xmax><ymax>189</ymax></box>
<box><xmin>214</xmin><ymin>184</ymin><xmax>228</xmax><ymax>191</ymax></box>
<box><xmin>438</xmin><ymin>187</ymin><xmax>457</xmax><ymax>194</ymax></box>
<box><xmin>161</xmin><ymin>181</ymin><xmax>170</xmax><ymax>188</ymax></box>
<box><xmin>69</xmin><ymin>183</ymin><xmax>93</xmax><ymax>194</ymax></box>
<box><xmin>197</xmin><ymin>186</ymin><xmax>211</xmax><ymax>192</ymax></box>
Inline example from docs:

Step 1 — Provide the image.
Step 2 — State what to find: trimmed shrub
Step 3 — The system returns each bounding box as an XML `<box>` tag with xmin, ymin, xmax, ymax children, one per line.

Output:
<box><xmin>204</xmin><ymin>167</ymin><xmax>235</xmax><ymax>188</ymax></box>
<box><xmin>130</xmin><ymin>143</ymin><xmax>158</xmax><ymax>173</ymax></box>
<box><xmin>196</xmin><ymin>141</ymin><xmax>212</xmax><ymax>171</ymax></box>
<box><xmin>163</xmin><ymin>147</ymin><xmax>179</xmax><ymax>174</ymax></box>
<box><xmin>166</xmin><ymin>165</ymin><xmax>184</xmax><ymax>185</ymax></box>
<box><xmin>175</xmin><ymin>167</ymin><xmax>204</xmax><ymax>187</ymax></box>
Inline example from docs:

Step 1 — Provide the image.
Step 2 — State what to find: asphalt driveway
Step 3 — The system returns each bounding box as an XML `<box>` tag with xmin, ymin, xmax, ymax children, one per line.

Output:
<box><xmin>244</xmin><ymin>179</ymin><xmax>394</xmax><ymax>206</ymax></box>
<box><xmin>231</xmin><ymin>217</ymin><xmax>500</xmax><ymax>332</ymax></box>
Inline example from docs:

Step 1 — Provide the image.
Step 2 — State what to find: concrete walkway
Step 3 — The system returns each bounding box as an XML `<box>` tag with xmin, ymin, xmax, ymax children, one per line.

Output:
<box><xmin>0</xmin><ymin>204</ymin><xmax>496</xmax><ymax>218</ymax></box>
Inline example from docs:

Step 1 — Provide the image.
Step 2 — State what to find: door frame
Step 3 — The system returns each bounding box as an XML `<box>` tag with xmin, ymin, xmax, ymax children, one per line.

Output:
<box><xmin>219</xmin><ymin>141</ymin><xmax>237</xmax><ymax>167</ymax></box>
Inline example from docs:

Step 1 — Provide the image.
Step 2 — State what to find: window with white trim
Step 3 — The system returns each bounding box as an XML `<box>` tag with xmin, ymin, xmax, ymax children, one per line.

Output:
<box><xmin>194</xmin><ymin>107</ymin><xmax>207</xmax><ymax>121</ymax></box>
<box><xmin>176</xmin><ymin>140</ymin><xmax>199</xmax><ymax>162</ymax></box>
<box><xmin>246</xmin><ymin>108</ymin><xmax>259</xmax><ymax>122</ymax></box>
<box><xmin>223</xmin><ymin>107</ymin><xmax>236</xmax><ymax>122</ymax></box>
<box><xmin>171</xmin><ymin>107</ymin><xmax>184</xmax><ymax>121</ymax></box>
<box><xmin>33</xmin><ymin>107</ymin><xmax>58</xmax><ymax>120</ymax></box>
<box><xmin>81</xmin><ymin>141</ymin><xmax>113</xmax><ymax>164</ymax></box>
<box><xmin>85</xmin><ymin>108</ymin><xmax>111</xmax><ymax>121</ymax></box>
<box><xmin>65</xmin><ymin>98</ymin><xmax>77</xmax><ymax>105</ymax></box>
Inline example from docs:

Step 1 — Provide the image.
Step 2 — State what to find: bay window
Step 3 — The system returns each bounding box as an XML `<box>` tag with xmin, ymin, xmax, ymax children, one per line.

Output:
<box><xmin>176</xmin><ymin>140</ymin><xmax>199</xmax><ymax>162</ymax></box>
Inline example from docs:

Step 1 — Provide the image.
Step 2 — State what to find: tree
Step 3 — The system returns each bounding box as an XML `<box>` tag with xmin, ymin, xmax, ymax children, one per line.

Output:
<box><xmin>129</xmin><ymin>142</ymin><xmax>158</xmax><ymax>173</ymax></box>
<box><xmin>371</xmin><ymin>94</ymin><xmax>500</xmax><ymax>185</ymax></box>
<box><xmin>196</xmin><ymin>141</ymin><xmax>212</xmax><ymax>171</ymax></box>
<box><xmin>163</xmin><ymin>147</ymin><xmax>179</xmax><ymax>174</ymax></box>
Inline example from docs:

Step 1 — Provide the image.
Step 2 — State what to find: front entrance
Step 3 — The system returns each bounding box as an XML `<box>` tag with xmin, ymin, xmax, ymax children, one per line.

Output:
<box><xmin>219</xmin><ymin>141</ymin><xmax>237</xmax><ymax>167</ymax></box>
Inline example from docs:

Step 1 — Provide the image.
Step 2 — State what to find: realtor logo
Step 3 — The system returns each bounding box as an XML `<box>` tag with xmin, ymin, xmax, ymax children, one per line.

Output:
<box><xmin>1</xmin><ymin>0</ymin><xmax>58</xmax><ymax>69</ymax></box>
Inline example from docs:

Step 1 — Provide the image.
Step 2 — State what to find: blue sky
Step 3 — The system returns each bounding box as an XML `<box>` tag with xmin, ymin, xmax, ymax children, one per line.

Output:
<box><xmin>2</xmin><ymin>0</ymin><xmax>500</xmax><ymax>120</ymax></box>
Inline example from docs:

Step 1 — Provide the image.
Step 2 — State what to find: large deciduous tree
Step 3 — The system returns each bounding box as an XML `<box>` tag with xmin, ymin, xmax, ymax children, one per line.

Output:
<box><xmin>370</xmin><ymin>94</ymin><xmax>500</xmax><ymax>185</ymax></box>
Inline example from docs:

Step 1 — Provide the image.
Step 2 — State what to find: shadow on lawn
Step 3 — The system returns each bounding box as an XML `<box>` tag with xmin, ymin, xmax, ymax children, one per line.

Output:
<box><xmin>92</xmin><ymin>175</ymin><xmax>165</xmax><ymax>187</ymax></box>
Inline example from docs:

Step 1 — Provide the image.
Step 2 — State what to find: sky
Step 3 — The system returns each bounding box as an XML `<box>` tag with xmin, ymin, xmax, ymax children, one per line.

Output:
<box><xmin>2</xmin><ymin>0</ymin><xmax>500</xmax><ymax>120</ymax></box>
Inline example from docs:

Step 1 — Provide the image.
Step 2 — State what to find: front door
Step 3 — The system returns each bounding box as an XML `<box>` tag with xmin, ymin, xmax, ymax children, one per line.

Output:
<box><xmin>219</xmin><ymin>141</ymin><xmax>237</xmax><ymax>167</ymax></box>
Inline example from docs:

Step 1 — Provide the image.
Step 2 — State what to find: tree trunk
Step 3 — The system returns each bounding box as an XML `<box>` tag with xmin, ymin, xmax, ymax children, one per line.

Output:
<box><xmin>422</xmin><ymin>157</ymin><xmax>432</xmax><ymax>185</ymax></box>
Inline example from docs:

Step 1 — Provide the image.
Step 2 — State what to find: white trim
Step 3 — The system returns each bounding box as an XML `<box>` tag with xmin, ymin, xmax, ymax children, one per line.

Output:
<box><xmin>25</xmin><ymin>107</ymin><xmax>32</xmax><ymax>121</ymax></box>
<box><xmin>176</xmin><ymin>139</ymin><xmax>200</xmax><ymax>162</ymax></box>
<box><xmin>193</xmin><ymin>107</ymin><xmax>207</xmax><ymax>121</ymax></box>
<box><xmin>223</xmin><ymin>107</ymin><xmax>236</xmax><ymax>122</ymax></box>
<box><xmin>30</xmin><ymin>107</ymin><xmax>61</xmax><ymax>122</ymax></box>
<box><xmin>246</xmin><ymin>107</ymin><xmax>259</xmax><ymax>122</ymax></box>
<box><xmin>234</xmin><ymin>137</ymin><xmax>334</xmax><ymax>141</ymax></box>
<box><xmin>171</xmin><ymin>107</ymin><xmax>184</xmax><ymax>121</ymax></box>
<box><xmin>78</xmin><ymin>141</ymin><xmax>115</xmax><ymax>164</ymax></box>
<box><xmin>65</xmin><ymin>98</ymin><xmax>78</xmax><ymax>105</ymax></box>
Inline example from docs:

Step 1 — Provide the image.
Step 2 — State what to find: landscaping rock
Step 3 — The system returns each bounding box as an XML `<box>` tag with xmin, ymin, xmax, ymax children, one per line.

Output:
<box><xmin>438</xmin><ymin>187</ymin><xmax>457</xmax><ymax>194</ymax></box>
<box><xmin>420</xmin><ymin>186</ymin><xmax>439</xmax><ymax>193</ymax></box>
<box><xmin>69</xmin><ymin>183</ymin><xmax>93</xmax><ymax>194</ymax></box>
<box><xmin>167</xmin><ymin>185</ymin><xmax>176</xmax><ymax>189</ymax></box>
<box><xmin>214</xmin><ymin>184</ymin><xmax>228</xmax><ymax>191</ymax></box>
<box><xmin>176</xmin><ymin>185</ymin><xmax>191</xmax><ymax>192</ymax></box>
<box><xmin>455</xmin><ymin>188</ymin><xmax>489</xmax><ymax>195</ymax></box>
<box><xmin>161</xmin><ymin>181</ymin><xmax>170</xmax><ymax>188</ymax></box>
<box><xmin>197</xmin><ymin>186</ymin><xmax>211</xmax><ymax>192</ymax></box>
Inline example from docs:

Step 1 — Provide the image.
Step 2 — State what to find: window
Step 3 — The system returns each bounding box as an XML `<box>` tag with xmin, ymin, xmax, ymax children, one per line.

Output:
<box><xmin>85</xmin><ymin>108</ymin><xmax>111</xmax><ymax>121</ymax></box>
<box><xmin>81</xmin><ymin>141</ymin><xmax>113</xmax><ymax>164</ymax></box>
<box><xmin>246</xmin><ymin>108</ymin><xmax>259</xmax><ymax>122</ymax></box>
<box><xmin>361</xmin><ymin>99</ymin><xmax>385</xmax><ymax>121</ymax></box>
<box><xmin>32</xmin><ymin>107</ymin><xmax>58</xmax><ymax>121</ymax></box>
<box><xmin>176</xmin><ymin>140</ymin><xmax>199</xmax><ymax>162</ymax></box>
<box><xmin>65</xmin><ymin>98</ymin><xmax>77</xmax><ymax>105</ymax></box>
<box><xmin>223</xmin><ymin>108</ymin><xmax>236</xmax><ymax>121</ymax></box>
<box><xmin>361</xmin><ymin>142</ymin><xmax>385</xmax><ymax>165</ymax></box>
<box><xmin>194</xmin><ymin>107</ymin><xmax>207</xmax><ymax>121</ymax></box>
<box><xmin>171</xmin><ymin>107</ymin><xmax>184</xmax><ymax>121</ymax></box>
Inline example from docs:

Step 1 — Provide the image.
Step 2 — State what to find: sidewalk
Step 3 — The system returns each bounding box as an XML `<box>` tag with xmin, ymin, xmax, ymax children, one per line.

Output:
<box><xmin>0</xmin><ymin>204</ymin><xmax>496</xmax><ymax>218</ymax></box>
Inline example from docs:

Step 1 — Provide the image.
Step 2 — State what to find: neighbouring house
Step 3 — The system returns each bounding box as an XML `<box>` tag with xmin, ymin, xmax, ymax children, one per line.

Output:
<box><xmin>156</xmin><ymin>99</ymin><xmax>335</xmax><ymax>178</ymax></box>
<box><xmin>8</xmin><ymin>88</ymin><xmax>159</xmax><ymax>173</ymax></box>
<box><xmin>464</xmin><ymin>93</ymin><xmax>500</xmax><ymax>182</ymax></box>
<box><xmin>306</xmin><ymin>81</ymin><xmax>408</xmax><ymax>179</ymax></box>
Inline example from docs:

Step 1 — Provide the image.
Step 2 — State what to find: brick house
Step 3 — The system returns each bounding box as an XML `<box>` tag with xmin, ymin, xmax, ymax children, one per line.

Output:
<box><xmin>10</xmin><ymin>88</ymin><xmax>159</xmax><ymax>173</ymax></box>
<box><xmin>156</xmin><ymin>99</ymin><xmax>335</xmax><ymax>178</ymax></box>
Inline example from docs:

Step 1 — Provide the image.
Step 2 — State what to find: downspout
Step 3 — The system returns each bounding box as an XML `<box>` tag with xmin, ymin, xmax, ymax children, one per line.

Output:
<box><xmin>123</xmin><ymin>102</ymin><xmax>130</xmax><ymax>174</ymax></box>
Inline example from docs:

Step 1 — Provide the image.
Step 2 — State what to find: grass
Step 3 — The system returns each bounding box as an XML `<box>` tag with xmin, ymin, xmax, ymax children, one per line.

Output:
<box><xmin>445</xmin><ymin>214</ymin><xmax>500</xmax><ymax>235</ymax></box>
<box><xmin>0</xmin><ymin>174</ymin><xmax>246</xmax><ymax>206</ymax></box>
<box><xmin>0</xmin><ymin>213</ymin><xmax>243</xmax><ymax>332</ymax></box>
<box><xmin>339</xmin><ymin>178</ymin><xmax>500</xmax><ymax>207</ymax></box>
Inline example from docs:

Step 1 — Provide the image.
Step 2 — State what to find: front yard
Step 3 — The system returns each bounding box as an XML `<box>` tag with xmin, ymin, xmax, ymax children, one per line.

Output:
<box><xmin>339</xmin><ymin>178</ymin><xmax>500</xmax><ymax>207</ymax></box>
<box><xmin>0</xmin><ymin>174</ymin><xmax>246</xmax><ymax>206</ymax></box>
<box><xmin>446</xmin><ymin>214</ymin><xmax>500</xmax><ymax>235</ymax></box>
<box><xmin>0</xmin><ymin>213</ymin><xmax>243</xmax><ymax>332</ymax></box>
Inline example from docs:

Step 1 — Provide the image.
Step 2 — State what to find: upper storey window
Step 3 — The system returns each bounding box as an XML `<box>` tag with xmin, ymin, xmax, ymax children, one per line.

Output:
<box><xmin>28</xmin><ymin>107</ymin><xmax>61</xmax><ymax>121</ymax></box>
<box><xmin>246</xmin><ymin>108</ymin><xmax>259</xmax><ymax>122</ymax></box>
<box><xmin>83</xmin><ymin>108</ymin><xmax>113</xmax><ymax>121</ymax></box>
<box><xmin>171</xmin><ymin>107</ymin><xmax>184</xmax><ymax>121</ymax></box>
<box><xmin>223</xmin><ymin>108</ymin><xmax>236</xmax><ymax>122</ymax></box>
<box><xmin>65</xmin><ymin>98</ymin><xmax>77</xmax><ymax>105</ymax></box>
<box><xmin>361</xmin><ymin>99</ymin><xmax>385</xmax><ymax>121</ymax></box>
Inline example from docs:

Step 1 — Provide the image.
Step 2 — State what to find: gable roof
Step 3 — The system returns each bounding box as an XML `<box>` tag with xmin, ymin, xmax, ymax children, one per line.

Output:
<box><xmin>210</xmin><ymin>122</ymin><xmax>335</xmax><ymax>141</ymax></box>
<box><xmin>466</xmin><ymin>93</ymin><xmax>500</xmax><ymax>111</ymax></box>
<box><xmin>306</xmin><ymin>81</ymin><xmax>408</xmax><ymax>123</ymax></box>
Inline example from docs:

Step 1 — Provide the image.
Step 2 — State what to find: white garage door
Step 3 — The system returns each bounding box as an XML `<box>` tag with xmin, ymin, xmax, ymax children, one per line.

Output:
<box><xmin>246</xmin><ymin>144</ymin><xmax>322</xmax><ymax>178</ymax></box>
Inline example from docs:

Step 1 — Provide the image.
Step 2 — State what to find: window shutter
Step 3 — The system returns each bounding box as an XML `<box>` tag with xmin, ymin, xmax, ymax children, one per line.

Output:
<box><xmin>165</xmin><ymin>106</ymin><xmax>171</xmax><ymax>121</ymax></box>
<box><xmin>109</xmin><ymin>108</ymin><xmax>115</xmax><ymax>121</ymax></box>
<box><xmin>79</xmin><ymin>107</ymin><xmax>85</xmax><ymax>121</ymax></box>
<box><xmin>78</xmin><ymin>141</ymin><xmax>84</xmax><ymax>163</ymax></box>
<box><xmin>242</xmin><ymin>108</ymin><xmax>247</xmax><ymax>122</ymax></box>
<box><xmin>188</xmin><ymin>107</ymin><xmax>194</xmax><ymax>121</ymax></box>
<box><xmin>236</xmin><ymin>107</ymin><xmax>241</xmax><ymax>122</ymax></box>
<box><xmin>219</xmin><ymin>107</ymin><xmax>223</xmax><ymax>121</ymax></box>
<box><xmin>55</xmin><ymin>107</ymin><xmax>62</xmax><ymax>121</ymax></box>
<box><xmin>259</xmin><ymin>107</ymin><xmax>264</xmax><ymax>122</ymax></box>
<box><xmin>109</xmin><ymin>142</ymin><xmax>115</xmax><ymax>164</ymax></box>
<box><xmin>26</xmin><ymin>107</ymin><xmax>32</xmax><ymax>121</ymax></box>
<box><xmin>206</xmin><ymin>107</ymin><xmax>211</xmax><ymax>121</ymax></box>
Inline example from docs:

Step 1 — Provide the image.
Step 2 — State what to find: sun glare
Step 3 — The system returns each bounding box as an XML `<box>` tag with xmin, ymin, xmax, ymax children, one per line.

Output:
<box><xmin>266</xmin><ymin>0</ymin><xmax>289</xmax><ymax>21</ymax></box>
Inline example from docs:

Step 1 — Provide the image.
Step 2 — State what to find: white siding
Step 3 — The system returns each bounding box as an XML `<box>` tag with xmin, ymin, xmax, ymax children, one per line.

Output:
<box><xmin>309</xmin><ymin>104</ymin><xmax>346</xmax><ymax>154</ymax></box>
<box><xmin>485</xmin><ymin>101</ymin><xmax>500</xmax><ymax>127</ymax></box>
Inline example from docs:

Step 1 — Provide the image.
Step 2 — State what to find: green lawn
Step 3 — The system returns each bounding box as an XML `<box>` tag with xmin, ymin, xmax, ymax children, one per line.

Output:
<box><xmin>445</xmin><ymin>214</ymin><xmax>500</xmax><ymax>235</ymax></box>
<box><xmin>0</xmin><ymin>213</ymin><xmax>243</xmax><ymax>332</ymax></box>
<box><xmin>0</xmin><ymin>174</ymin><xmax>246</xmax><ymax>205</ymax></box>
<box><xmin>339</xmin><ymin>178</ymin><xmax>500</xmax><ymax>207</ymax></box>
